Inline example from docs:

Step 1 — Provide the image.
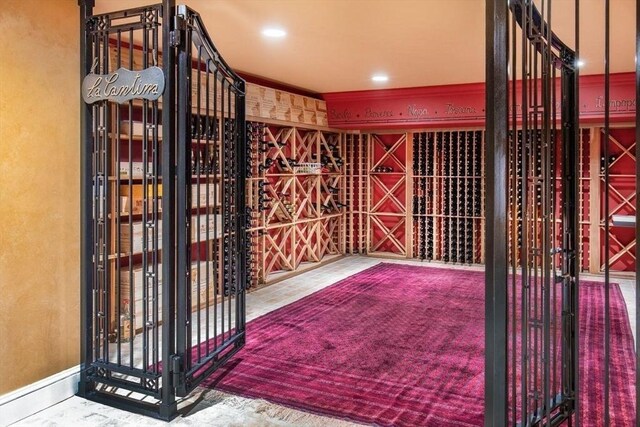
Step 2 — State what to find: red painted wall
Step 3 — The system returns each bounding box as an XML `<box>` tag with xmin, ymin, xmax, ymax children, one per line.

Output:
<box><xmin>323</xmin><ymin>73</ymin><xmax>635</xmax><ymax>130</ymax></box>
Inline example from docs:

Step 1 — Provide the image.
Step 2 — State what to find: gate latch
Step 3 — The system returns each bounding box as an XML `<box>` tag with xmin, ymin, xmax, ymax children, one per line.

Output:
<box><xmin>170</xmin><ymin>15</ymin><xmax>186</xmax><ymax>47</ymax></box>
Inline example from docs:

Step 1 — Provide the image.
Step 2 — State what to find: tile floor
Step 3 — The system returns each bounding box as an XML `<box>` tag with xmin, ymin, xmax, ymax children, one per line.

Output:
<box><xmin>11</xmin><ymin>256</ymin><xmax>636</xmax><ymax>426</ymax></box>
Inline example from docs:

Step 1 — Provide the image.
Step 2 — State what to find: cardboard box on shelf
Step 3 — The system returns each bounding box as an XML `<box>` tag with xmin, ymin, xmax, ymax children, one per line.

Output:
<box><xmin>119</xmin><ymin>260</ymin><xmax>216</xmax><ymax>331</ymax></box>
<box><xmin>192</xmin><ymin>183</ymin><xmax>220</xmax><ymax>207</ymax></box>
<box><xmin>120</xmin><ymin>184</ymin><xmax>163</xmax><ymax>214</ymax></box>
<box><xmin>120</xmin><ymin>121</ymin><xmax>163</xmax><ymax>136</ymax></box>
<box><xmin>120</xmin><ymin>221</ymin><xmax>163</xmax><ymax>254</ymax></box>
<box><xmin>119</xmin><ymin>265</ymin><xmax>164</xmax><ymax>331</ymax></box>
<box><xmin>191</xmin><ymin>214</ymin><xmax>224</xmax><ymax>241</ymax></box>
<box><xmin>119</xmin><ymin>162</ymin><xmax>155</xmax><ymax>179</ymax></box>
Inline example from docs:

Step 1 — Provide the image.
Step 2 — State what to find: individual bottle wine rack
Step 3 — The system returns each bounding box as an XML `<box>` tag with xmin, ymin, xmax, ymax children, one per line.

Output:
<box><xmin>411</xmin><ymin>130</ymin><xmax>484</xmax><ymax>264</ymax></box>
<box><xmin>577</xmin><ymin>128</ymin><xmax>591</xmax><ymax>271</ymax></box>
<box><xmin>191</xmin><ymin>114</ymin><xmax>219</xmax><ymax>141</ymax></box>
<box><xmin>246</xmin><ymin>122</ymin><xmax>267</xmax><ymax>288</ymax></box>
<box><xmin>508</xmin><ymin>128</ymin><xmax>569</xmax><ymax>269</ymax></box>
<box><xmin>345</xmin><ymin>134</ymin><xmax>368</xmax><ymax>255</ymax></box>
<box><xmin>412</xmin><ymin>132</ymin><xmax>435</xmax><ymax>260</ymax></box>
<box><xmin>508</xmin><ymin>129</ymin><xmax>525</xmax><ymax>263</ymax></box>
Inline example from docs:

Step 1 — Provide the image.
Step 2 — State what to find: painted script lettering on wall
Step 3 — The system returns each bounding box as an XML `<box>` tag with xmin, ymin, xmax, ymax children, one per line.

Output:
<box><xmin>82</xmin><ymin>67</ymin><xmax>165</xmax><ymax>104</ymax></box>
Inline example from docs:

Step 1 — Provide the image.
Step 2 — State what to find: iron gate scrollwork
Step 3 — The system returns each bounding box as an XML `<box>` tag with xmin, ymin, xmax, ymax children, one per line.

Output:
<box><xmin>78</xmin><ymin>1</ymin><xmax>247</xmax><ymax>420</ymax></box>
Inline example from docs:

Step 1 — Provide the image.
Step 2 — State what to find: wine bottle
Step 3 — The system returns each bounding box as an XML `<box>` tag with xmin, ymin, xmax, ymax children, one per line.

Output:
<box><xmin>259</xmin><ymin>158</ymin><xmax>274</xmax><ymax>171</ymax></box>
<box><xmin>277</xmin><ymin>158</ymin><xmax>292</xmax><ymax>171</ymax></box>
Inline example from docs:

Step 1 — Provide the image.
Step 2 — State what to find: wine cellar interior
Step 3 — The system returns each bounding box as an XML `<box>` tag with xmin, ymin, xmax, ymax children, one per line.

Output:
<box><xmin>1</xmin><ymin>0</ymin><xmax>638</xmax><ymax>426</ymax></box>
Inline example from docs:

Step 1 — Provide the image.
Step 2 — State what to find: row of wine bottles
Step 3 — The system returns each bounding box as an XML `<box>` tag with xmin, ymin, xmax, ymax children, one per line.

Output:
<box><xmin>414</xmin><ymin>216</ymin><xmax>434</xmax><ymax>260</ymax></box>
<box><xmin>191</xmin><ymin>114</ymin><xmax>219</xmax><ymax>141</ymax></box>
<box><xmin>249</xmin><ymin>190</ymin><xmax>347</xmax><ymax>216</ymax></box>
<box><xmin>410</xmin><ymin>132</ymin><xmax>484</xmax><ymax>263</ymax></box>
<box><xmin>412</xmin><ymin>216</ymin><xmax>480</xmax><ymax>264</ymax></box>
<box><xmin>441</xmin><ymin>218</ymin><xmax>479</xmax><ymax>264</ymax></box>
<box><xmin>441</xmin><ymin>178</ymin><xmax>483</xmax><ymax>217</ymax></box>
<box><xmin>440</xmin><ymin>132</ymin><xmax>483</xmax><ymax>178</ymax></box>
<box><xmin>191</xmin><ymin>148</ymin><xmax>219</xmax><ymax>175</ymax></box>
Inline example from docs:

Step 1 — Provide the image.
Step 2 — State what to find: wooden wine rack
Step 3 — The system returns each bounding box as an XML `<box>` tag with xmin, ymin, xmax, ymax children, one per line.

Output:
<box><xmin>348</xmin><ymin>130</ymin><xmax>486</xmax><ymax>264</ymax></box>
<box><xmin>578</xmin><ymin>128</ymin><xmax>593</xmax><ymax>272</ymax></box>
<box><xmin>366</xmin><ymin>133</ymin><xmax>409</xmax><ymax>258</ymax></box>
<box><xmin>414</xmin><ymin>130</ymin><xmax>485</xmax><ymax>264</ymax></box>
<box><xmin>598</xmin><ymin>126</ymin><xmax>637</xmax><ymax>272</ymax></box>
<box><xmin>575</xmin><ymin>125</ymin><xmax>636</xmax><ymax>274</ymax></box>
<box><xmin>246</xmin><ymin>122</ymin><xmax>347</xmax><ymax>287</ymax></box>
<box><xmin>507</xmin><ymin>129</ymin><xmax>566</xmax><ymax>271</ymax></box>
<box><xmin>347</xmin><ymin>126</ymin><xmax>630</xmax><ymax>273</ymax></box>
<box><xmin>345</xmin><ymin>133</ymin><xmax>367</xmax><ymax>254</ymax></box>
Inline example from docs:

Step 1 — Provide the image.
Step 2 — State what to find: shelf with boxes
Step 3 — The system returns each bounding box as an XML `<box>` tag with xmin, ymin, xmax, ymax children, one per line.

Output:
<box><xmin>106</xmin><ymin>105</ymin><xmax>228</xmax><ymax>341</ymax></box>
<box><xmin>246</xmin><ymin>121</ymin><xmax>347</xmax><ymax>287</ymax></box>
<box><xmin>107</xmin><ymin>42</ymin><xmax>344</xmax><ymax>297</ymax></box>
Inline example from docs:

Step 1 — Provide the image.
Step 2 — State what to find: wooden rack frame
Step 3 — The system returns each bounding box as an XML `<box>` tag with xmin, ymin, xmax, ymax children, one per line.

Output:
<box><xmin>345</xmin><ymin>125</ymin><xmax>632</xmax><ymax>273</ymax></box>
<box><xmin>349</xmin><ymin>130</ymin><xmax>486</xmax><ymax>264</ymax></box>
<box><xmin>596</xmin><ymin>126</ymin><xmax>637</xmax><ymax>273</ymax></box>
<box><xmin>366</xmin><ymin>133</ymin><xmax>409</xmax><ymax>258</ymax></box>
<box><xmin>346</xmin><ymin>134</ymin><xmax>367</xmax><ymax>255</ymax></box>
<box><xmin>246</xmin><ymin>122</ymin><xmax>347</xmax><ymax>287</ymax></box>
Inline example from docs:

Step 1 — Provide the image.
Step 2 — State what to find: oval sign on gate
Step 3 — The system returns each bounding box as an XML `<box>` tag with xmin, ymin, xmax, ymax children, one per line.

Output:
<box><xmin>82</xmin><ymin>66</ymin><xmax>165</xmax><ymax>104</ymax></box>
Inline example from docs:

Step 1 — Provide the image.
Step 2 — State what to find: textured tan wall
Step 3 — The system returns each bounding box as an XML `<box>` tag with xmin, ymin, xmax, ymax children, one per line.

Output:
<box><xmin>0</xmin><ymin>0</ymin><xmax>80</xmax><ymax>394</ymax></box>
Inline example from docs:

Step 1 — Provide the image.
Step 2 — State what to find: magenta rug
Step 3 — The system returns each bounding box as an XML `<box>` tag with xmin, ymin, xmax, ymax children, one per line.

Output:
<box><xmin>201</xmin><ymin>263</ymin><xmax>636</xmax><ymax>426</ymax></box>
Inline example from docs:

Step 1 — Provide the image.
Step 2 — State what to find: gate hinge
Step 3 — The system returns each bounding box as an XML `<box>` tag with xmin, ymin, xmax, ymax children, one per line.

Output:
<box><xmin>171</xmin><ymin>354</ymin><xmax>184</xmax><ymax>388</ymax></box>
<box><xmin>170</xmin><ymin>15</ymin><xmax>186</xmax><ymax>47</ymax></box>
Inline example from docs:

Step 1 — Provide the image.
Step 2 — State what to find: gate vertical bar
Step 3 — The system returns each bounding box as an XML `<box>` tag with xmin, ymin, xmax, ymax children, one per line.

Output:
<box><xmin>561</xmin><ymin>56</ymin><xmax>579</xmax><ymax>424</ymax></box>
<box><xmin>573</xmin><ymin>1</ymin><xmax>580</xmax><ymax>423</ymax></box>
<box><xmin>161</xmin><ymin>0</ymin><xmax>177</xmax><ymax>419</ymax></box>
<box><xmin>485</xmin><ymin>0</ymin><xmax>509</xmax><ymax>425</ymax></box>
<box><xmin>175</xmin><ymin>3</ymin><xmax>189</xmax><ymax>396</ymax></box>
<box><xmin>78</xmin><ymin>0</ymin><xmax>95</xmax><ymax>397</ymax></box>
<box><xmin>636</xmin><ymin>0</ymin><xmax>640</xmax><ymax>419</ymax></box>
<box><xmin>603</xmin><ymin>1</ymin><xmax>611</xmax><ymax>424</ymax></box>
<box><xmin>236</xmin><ymin>79</ymin><xmax>248</xmax><ymax>338</ymax></box>
<box><xmin>542</xmin><ymin>4</ymin><xmax>553</xmax><ymax>422</ymax></box>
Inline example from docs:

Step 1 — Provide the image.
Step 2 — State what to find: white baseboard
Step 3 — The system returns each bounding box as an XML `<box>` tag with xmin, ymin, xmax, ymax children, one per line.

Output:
<box><xmin>0</xmin><ymin>365</ymin><xmax>80</xmax><ymax>426</ymax></box>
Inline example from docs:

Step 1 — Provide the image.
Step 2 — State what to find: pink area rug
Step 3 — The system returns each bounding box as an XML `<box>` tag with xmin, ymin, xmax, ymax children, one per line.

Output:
<box><xmin>201</xmin><ymin>263</ymin><xmax>636</xmax><ymax>426</ymax></box>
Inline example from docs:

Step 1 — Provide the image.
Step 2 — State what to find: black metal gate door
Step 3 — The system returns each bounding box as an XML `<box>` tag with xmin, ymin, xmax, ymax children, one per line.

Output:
<box><xmin>78</xmin><ymin>1</ymin><xmax>247</xmax><ymax>419</ymax></box>
<box><xmin>507</xmin><ymin>2</ymin><xmax>580</xmax><ymax>424</ymax></box>
<box><xmin>172</xmin><ymin>5</ymin><xmax>247</xmax><ymax>396</ymax></box>
<box><xmin>485</xmin><ymin>0</ymin><xmax>580</xmax><ymax>425</ymax></box>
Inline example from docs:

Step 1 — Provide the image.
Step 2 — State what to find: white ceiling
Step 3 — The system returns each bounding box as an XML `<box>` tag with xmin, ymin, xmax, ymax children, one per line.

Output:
<box><xmin>94</xmin><ymin>0</ymin><xmax>635</xmax><ymax>93</ymax></box>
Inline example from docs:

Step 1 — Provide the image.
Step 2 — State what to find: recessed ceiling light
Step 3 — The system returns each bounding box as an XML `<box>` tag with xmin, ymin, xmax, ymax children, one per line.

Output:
<box><xmin>576</xmin><ymin>59</ymin><xmax>585</xmax><ymax>68</ymax></box>
<box><xmin>371</xmin><ymin>74</ymin><xmax>389</xmax><ymax>83</ymax></box>
<box><xmin>262</xmin><ymin>27</ymin><xmax>286</xmax><ymax>38</ymax></box>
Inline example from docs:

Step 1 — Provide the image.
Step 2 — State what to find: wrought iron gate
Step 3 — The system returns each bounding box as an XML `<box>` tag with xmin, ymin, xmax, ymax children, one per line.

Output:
<box><xmin>486</xmin><ymin>0</ymin><xmax>580</xmax><ymax>425</ymax></box>
<box><xmin>173</xmin><ymin>4</ymin><xmax>247</xmax><ymax>396</ymax></box>
<box><xmin>78</xmin><ymin>1</ymin><xmax>247</xmax><ymax>419</ymax></box>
